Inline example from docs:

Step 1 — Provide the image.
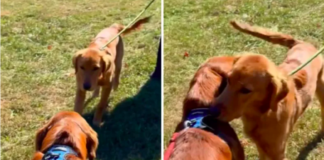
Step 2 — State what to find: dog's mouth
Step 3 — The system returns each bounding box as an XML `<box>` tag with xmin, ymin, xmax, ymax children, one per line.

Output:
<box><xmin>79</xmin><ymin>86</ymin><xmax>95</xmax><ymax>92</ymax></box>
<box><xmin>86</xmin><ymin>87</ymin><xmax>96</xmax><ymax>91</ymax></box>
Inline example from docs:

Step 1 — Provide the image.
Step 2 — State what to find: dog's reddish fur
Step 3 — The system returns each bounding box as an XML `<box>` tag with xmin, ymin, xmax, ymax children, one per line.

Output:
<box><xmin>32</xmin><ymin>111</ymin><xmax>98</xmax><ymax>160</ymax></box>
<box><xmin>180</xmin><ymin>57</ymin><xmax>234</xmax><ymax>120</ymax></box>
<box><xmin>170</xmin><ymin>128</ymin><xmax>232</xmax><ymax>160</ymax></box>
<box><xmin>72</xmin><ymin>17</ymin><xmax>150</xmax><ymax>126</ymax></box>
<box><xmin>211</xmin><ymin>21</ymin><xmax>324</xmax><ymax>159</ymax></box>
<box><xmin>170</xmin><ymin>56</ymin><xmax>244</xmax><ymax>160</ymax></box>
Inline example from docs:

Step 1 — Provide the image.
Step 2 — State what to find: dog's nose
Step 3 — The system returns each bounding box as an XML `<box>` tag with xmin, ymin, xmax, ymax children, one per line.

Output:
<box><xmin>209</xmin><ymin>105</ymin><xmax>221</xmax><ymax>117</ymax></box>
<box><xmin>83</xmin><ymin>83</ymin><xmax>91</xmax><ymax>90</ymax></box>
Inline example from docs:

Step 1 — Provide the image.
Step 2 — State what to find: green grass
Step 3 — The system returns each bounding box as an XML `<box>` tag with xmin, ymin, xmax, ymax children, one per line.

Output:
<box><xmin>1</xmin><ymin>0</ymin><xmax>161</xmax><ymax>159</ymax></box>
<box><xmin>164</xmin><ymin>0</ymin><xmax>324</xmax><ymax>159</ymax></box>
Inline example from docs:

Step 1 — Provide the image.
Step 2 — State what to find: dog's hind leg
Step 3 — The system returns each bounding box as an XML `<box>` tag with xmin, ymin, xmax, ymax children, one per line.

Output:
<box><xmin>316</xmin><ymin>64</ymin><xmax>324</xmax><ymax>132</ymax></box>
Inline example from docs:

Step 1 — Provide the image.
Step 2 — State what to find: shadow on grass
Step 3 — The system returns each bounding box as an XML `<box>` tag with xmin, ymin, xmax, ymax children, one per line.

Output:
<box><xmin>83</xmin><ymin>78</ymin><xmax>161</xmax><ymax>160</ymax></box>
<box><xmin>296</xmin><ymin>131</ymin><xmax>324</xmax><ymax>160</ymax></box>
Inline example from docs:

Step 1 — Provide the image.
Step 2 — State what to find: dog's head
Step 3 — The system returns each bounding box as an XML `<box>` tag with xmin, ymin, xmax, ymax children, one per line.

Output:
<box><xmin>35</xmin><ymin>111</ymin><xmax>99</xmax><ymax>160</ymax></box>
<box><xmin>210</xmin><ymin>53</ymin><xmax>288</xmax><ymax>121</ymax></box>
<box><xmin>73</xmin><ymin>48</ymin><xmax>114</xmax><ymax>91</ymax></box>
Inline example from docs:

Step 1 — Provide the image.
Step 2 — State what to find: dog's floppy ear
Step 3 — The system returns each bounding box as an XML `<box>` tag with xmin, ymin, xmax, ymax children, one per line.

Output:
<box><xmin>75</xmin><ymin>114</ymin><xmax>98</xmax><ymax>160</ymax></box>
<box><xmin>35</xmin><ymin>127</ymin><xmax>47</xmax><ymax>151</ymax></box>
<box><xmin>293</xmin><ymin>69</ymin><xmax>307</xmax><ymax>89</ymax></box>
<box><xmin>35</xmin><ymin>115</ymin><xmax>59</xmax><ymax>151</ymax></box>
<box><xmin>268</xmin><ymin>73</ymin><xmax>288</xmax><ymax>112</ymax></box>
<box><xmin>100</xmin><ymin>54</ymin><xmax>115</xmax><ymax>82</ymax></box>
<box><xmin>85</xmin><ymin>127</ymin><xmax>98</xmax><ymax>160</ymax></box>
<box><xmin>72</xmin><ymin>50</ymin><xmax>85</xmax><ymax>73</ymax></box>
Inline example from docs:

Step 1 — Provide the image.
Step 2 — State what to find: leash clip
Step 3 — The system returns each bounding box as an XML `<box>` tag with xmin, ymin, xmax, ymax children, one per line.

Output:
<box><xmin>184</xmin><ymin>119</ymin><xmax>196</xmax><ymax>128</ymax></box>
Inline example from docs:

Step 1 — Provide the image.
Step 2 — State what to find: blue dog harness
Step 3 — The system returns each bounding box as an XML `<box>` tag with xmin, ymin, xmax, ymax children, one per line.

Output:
<box><xmin>184</xmin><ymin>108</ymin><xmax>226</xmax><ymax>139</ymax></box>
<box><xmin>184</xmin><ymin>108</ymin><xmax>210</xmax><ymax>129</ymax></box>
<box><xmin>42</xmin><ymin>145</ymin><xmax>78</xmax><ymax>160</ymax></box>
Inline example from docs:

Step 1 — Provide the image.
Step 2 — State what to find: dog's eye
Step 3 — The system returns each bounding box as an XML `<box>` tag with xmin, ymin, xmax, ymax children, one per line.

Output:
<box><xmin>93</xmin><ymin>67</ymin><xmax>99</xmax><ymax>71</ymax></box>
<box><xmin>239</xmin><ymin>87</ymin><xmax>251</xmax><ymax>94</ymax></box>
<box><xmin>80</xmin><ymin>66</ymin><xmax>85</xmax><ymax>70</ymax></box>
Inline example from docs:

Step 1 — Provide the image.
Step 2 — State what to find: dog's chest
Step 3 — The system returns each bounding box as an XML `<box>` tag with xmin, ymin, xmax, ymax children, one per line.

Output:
<box><xmin>242</xmin><ymin>117</ymin><xmax>258</xmax><ymax>137</ymax></box>
<box><xmin>242</xmin><ymin>115</ymin><xmax>287</xmax><ymax>141</ymax></box>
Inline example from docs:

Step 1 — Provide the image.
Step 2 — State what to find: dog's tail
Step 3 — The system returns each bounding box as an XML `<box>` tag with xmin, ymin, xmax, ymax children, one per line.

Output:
<box><xmin>230</xmin><ymin>20</ymin><xmax>302</xmax><ymax>48</ymax></box>
<box><xmin>113</xmin><ymin>16</ymin><xmax>151</xmax><ymax>36</ymax></box>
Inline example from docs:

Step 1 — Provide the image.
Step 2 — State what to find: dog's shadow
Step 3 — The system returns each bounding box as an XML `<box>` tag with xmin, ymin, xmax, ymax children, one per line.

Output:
<box><xmin>82</xmin><ymin>78</ymin><xmax>161</xmax><ymax>160</ymax></box>
<box><xmin>296</xmin><ymin>131</ymin><xmax>324</xmax><ymax>160</ymax></box>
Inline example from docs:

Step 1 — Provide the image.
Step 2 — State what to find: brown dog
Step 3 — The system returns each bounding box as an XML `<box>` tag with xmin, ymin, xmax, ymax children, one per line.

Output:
<box><xmin>211</xmin><ymin>21</ymin><xmax>324</xmax><ymax>159</ymax></box>
<box><xmin>32</xmin><ymin>111</ymin><xmax>98</xmax><ymax>160</ymax></box>
<box><xmin>166</xmin><ymin>56</ymin><xmax>244</xmax><ymax>160</ymax></box>
<box><xmin>72</xmin><ymin>17</ymin><xmax>150</xmax><ymax>126</ymax></box>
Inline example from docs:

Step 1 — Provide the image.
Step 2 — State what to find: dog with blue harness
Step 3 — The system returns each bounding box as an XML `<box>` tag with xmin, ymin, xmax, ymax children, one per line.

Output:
<box><xmin>165</xmin><ymin>108</ymin><xmax>244</xmax><ymax>160</ymax></box>
<box><xmin>32</xmin><ymin>111</ymin><xmax>98</xmax><ymax>160</ymax></box>
<box><xmin>164</xmin><ymin>56</ymin><xmax>245</xmax><ymax>160</ymax></box>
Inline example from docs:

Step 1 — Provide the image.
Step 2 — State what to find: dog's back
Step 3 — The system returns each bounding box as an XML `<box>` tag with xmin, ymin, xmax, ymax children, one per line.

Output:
<box><xmin>230</xmin><ymin>21</ymin><xmax>323</xmax><ymax>80</ymax></box>
<box><xmin>170</xmin><ymin>128</ymin><xmax>231</xmax><ymax>160</ymax></box>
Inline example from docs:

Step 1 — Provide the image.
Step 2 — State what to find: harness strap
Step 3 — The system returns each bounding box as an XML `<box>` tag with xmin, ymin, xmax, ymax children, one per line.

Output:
<box><xmin>164</xmin><ymin>132</ymin><xmax>180</xmax><ymax>160</ymax></box>
<box><xmin>42</xmin><ymin>145</ymin><xmax>77</xmax><ymax>160</ymax></box>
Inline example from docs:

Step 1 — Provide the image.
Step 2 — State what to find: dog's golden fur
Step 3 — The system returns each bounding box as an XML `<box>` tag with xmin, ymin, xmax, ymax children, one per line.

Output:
<box><xmin>72</xmin><ymin>17</ymin><xmax>150</xmax><ymax>126</ymax></box>
<box><xmin>211</xmin><ymin>21</ymin><xmax>324</xmax><ymax>159</ymax></box>
<box><xmin>32</xmin><ymin>111</ymin><xmax>98</xmax><ymax>160</ymax></box>
<box><xmin>170</xmin><ymin>57</ymin><xmax>244</xmax><ymax>160</ymax></box>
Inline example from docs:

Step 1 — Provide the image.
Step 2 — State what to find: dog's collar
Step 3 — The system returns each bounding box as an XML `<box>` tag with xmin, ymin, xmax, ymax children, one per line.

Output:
<box><xmin>42</xmin><ymin>145</ymin><xmax>77</xmax><ymax>160</ymax></box>
<box><xmin>184</xmin><ymin>108</ymin><xmax>210</xmax><ymax>129</ymax></box>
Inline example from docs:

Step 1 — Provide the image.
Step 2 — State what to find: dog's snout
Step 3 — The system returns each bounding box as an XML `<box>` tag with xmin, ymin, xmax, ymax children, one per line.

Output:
<box><xmin>210</xmin><ymin>104</ymin><xmax>222</xmax><ymax>117</ymax></box>
<box><xmin>83</xmin><ymin>83</ymin><xmax>91</xmax><ymax>90</ymax></box>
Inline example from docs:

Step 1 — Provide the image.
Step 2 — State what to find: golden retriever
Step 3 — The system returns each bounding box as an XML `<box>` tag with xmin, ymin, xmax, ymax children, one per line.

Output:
<box><xmin>210</xmin><ymin>21</ymin><xmax>324</xmax><ymax>159</ymax></box>
<box><xmin>32</xmin><ymin>111</ymin><xmax>98</xmax><ymax>160</ymax></box>
<box><xmin>72</xmin><ymin>17</ymin><xmax>150</xmax><ymax>126</ymax></box>
<box><xmin>166</xmin><ymin>56</ymin><xmax>244</xmax><ymax>160</ymax></box>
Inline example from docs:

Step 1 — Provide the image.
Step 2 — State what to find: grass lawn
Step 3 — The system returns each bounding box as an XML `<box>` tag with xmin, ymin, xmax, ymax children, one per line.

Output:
<box><xmin>1</xmin><ymin>0</ymin><xmax>161</xmax><ymax>159</ymax></box>
<box><xmin>164</xmin><ymin>0</ymin><xmax>324</xmax><ymax>159</ymax></box>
